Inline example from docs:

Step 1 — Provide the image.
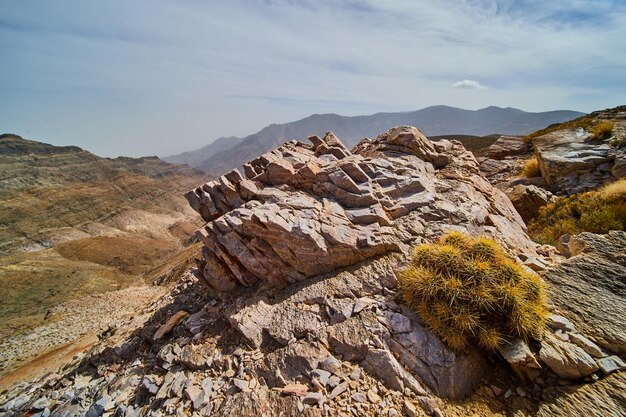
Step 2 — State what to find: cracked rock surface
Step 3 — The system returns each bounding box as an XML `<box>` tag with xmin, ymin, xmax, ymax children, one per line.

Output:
<box><xmin>185</xmin><ymin>126</ymin><xmax>535</xmax><ymax>293</ymax></box>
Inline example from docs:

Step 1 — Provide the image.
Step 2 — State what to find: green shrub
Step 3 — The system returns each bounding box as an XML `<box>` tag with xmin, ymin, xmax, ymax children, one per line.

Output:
<box><xmin>521</xmin><ymin>157</ymin><xmax>541</xmax><ymax>178</ymax></box>
<box><xmin>399</xmin><ymin>232</ymin><xmax>548</xmax><ymax>351</ymax></box>
<box><xmin>528</xmin><ymin>179</ymin><xmax>626</xmax><ymax>245</ymax></box>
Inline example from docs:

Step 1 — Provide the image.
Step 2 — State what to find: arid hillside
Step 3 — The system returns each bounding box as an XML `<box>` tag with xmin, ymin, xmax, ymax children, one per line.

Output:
<box><xmin>0</xmin><ymin>134</ymin><xmax>206</xmax><ymax>253</ymax></box>
<box><xmin>0</xmin><ymin>134</ymin><xmax>208</xmax><ymax>380</ymax></box>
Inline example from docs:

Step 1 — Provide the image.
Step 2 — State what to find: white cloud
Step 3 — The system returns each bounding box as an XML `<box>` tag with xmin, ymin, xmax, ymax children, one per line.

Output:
<box><xmin>451</xmin><ymin>80</ymin><xmax>487</xmax><ymax>90</ymax></box>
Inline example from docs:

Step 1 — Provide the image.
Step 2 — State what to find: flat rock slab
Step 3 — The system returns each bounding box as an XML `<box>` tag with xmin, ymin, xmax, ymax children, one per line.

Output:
<box><xmin>533</xmin><ymin>117</ymin><xmax>626</xmax><ymax>195</ymax></box>
<box><xmin>538</xmin><ymin>372</ymin><xmax>626</xmax><ymax>417</ymax></box>
<box><xmin>213</xmin><ymin>387</ymin><xmax>321</xmax><ymax>417</ymax></box>
<box><xmin>543</xmin><ymin>231</ymin><xmax>626</xmax><ymax>355</ymax></box>
<box><xmin>485</xmin><ymin>136</ymin><xmax>529</xmax><ymax>160</ymax></box>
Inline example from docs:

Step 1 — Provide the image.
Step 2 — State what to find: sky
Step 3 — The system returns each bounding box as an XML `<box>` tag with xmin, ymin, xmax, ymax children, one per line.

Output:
<box><xmin>1</xmin><ymin>0</ymin><xmax>625</xmax><ymax>157</ymax></box>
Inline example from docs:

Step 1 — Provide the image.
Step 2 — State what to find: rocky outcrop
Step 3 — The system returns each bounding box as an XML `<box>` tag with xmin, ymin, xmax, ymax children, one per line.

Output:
<box><xmin>185</xmin><ymin>126</ymin><xmax>535</xmax><ymax>293</ymax></box>
<box><xmin>477</xmin><ymin>135</ymin><xmax>556</xmax><ymax>222</ymax></box>
<box><xmin>478</xmin><ymin>135</ymin><xmax>532</xmax><ymax>185</ymax></box>
<box><xmin>177</xmin><ymin>127</ymin><xmax>546</xmax><ymax>401</ymax></box>
<box><xmin>533</xmin><ymin>112</ymin><xmax>626</xmax><ymax>196</ymax></box>
<box><xmin>224</xmin><ymin>257</ymin><xmax>486</xmax><ymax>399</ymax></box>
<box><xmin>0</xmin><ymin>270</ymin><xmax>469</xmax><ymax>417</ymax></box>
<box><xmin>485</xmin><ymin>136</ymin><xmax>530</xmax><ymax>159</ymax></box>
<box><xmin>505</xmin><ymin>184</ymin><xmax>556</xmax><ymax>222</ymax></box>
<box><xmin>543</xmin><ymin>231</ymin><xmax>626</xmax><ymax>356</ymax></box>
<box><xmin>499</xmin><ymin>231</ymin><xmax>626</xmax><ymax>386</ymax></box>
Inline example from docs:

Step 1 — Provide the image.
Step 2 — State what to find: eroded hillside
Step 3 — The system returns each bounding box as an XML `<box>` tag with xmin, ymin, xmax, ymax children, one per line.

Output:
<box><xmin>0</xmin><ymin>134</ymin><xmax>208</xmax><ymax>383</ymax></box>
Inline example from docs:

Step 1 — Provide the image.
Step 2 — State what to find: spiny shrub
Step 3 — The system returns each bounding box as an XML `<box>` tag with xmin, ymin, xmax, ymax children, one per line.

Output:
<box><xmin>521</xmin><ymin>157</ymin><xmax>541</xmax><ymax>178</ymax></box>
<box><xmin>528</xmin><ymin>179</ymin><xmax>626</xmax><ymax>245</ymax></box>
<box><xmin>590</xmin><ymin>121</ymin><xmax>614</xmax><ymax>140</ymax></box>
<box><xmin>399</xmin><ymin>231</ymin><xmax>548</xmax><ymax>351</ymax></box>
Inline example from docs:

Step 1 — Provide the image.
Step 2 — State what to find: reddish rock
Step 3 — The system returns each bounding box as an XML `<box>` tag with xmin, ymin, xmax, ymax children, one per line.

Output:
<box><xmin>185</xmin><ymin>126</ymin><xmax>536</xmax><ymax>293</ymax></box>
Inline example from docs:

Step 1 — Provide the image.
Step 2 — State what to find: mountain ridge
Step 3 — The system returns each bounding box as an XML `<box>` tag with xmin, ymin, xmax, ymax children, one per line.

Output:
<box><xmin>0</xmin><ymin>134</ymin><xmax>204</xmax><ymax>192</ymax></box>
<box><xmin>164</xmin><ymin>105</ymin><xmax>583</xmax><ymax>176</ymax></box>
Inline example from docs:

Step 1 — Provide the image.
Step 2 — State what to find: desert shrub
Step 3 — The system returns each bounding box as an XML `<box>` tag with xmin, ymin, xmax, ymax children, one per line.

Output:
<box><xmin>599</xmin><ymin>179</ymin><xmax>626</xmax><ymax>201</ymax></box>
<box><xmin>528</xmin><ymin>179</ymin><xmax>626</xmax><ymax>245</ymax></box>
<box><xmin>399</xmin><ymin>232</ymin><xmax>548</xmax><ymax>351</ymax></box>
<box><xmin>521</xmin><ymin>157</ymin><xmax>541</xmax><ymax>178</ymax></box>
<box><xmin>590</xmin><ymin>121</ymin><xmax>614</xmax><ymax>140</ymax></box>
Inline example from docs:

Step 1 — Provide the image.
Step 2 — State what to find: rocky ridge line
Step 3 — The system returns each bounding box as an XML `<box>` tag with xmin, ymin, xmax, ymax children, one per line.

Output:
<box><xmin>185</xmin><ymin>126</ymin><xmax>536</xmax><ymax>293</ymax></box>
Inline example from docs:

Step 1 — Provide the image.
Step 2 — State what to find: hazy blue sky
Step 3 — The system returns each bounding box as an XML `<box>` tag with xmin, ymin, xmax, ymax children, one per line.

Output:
<box><xmin>1</xmin><ymin>0</ymin><xmax>625</xmax><ymax>157</ymax></box>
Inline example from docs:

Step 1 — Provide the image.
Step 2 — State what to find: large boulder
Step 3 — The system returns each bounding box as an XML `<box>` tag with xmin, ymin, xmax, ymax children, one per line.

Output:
<box><xmin>543</xmin><ymin>231</ymin><xmax>626</xmax><ymax>355</ymax></box>
<box><xmin>185</xmin><ymin>126</ymin><xmax>535</xmax><ymax>292</ymax></box>
<box><xmin>505</xmin><ymin>184</ymin><xmax>556</xmax><ymax>222</ymax></box>
<box><xmin>533</xmin><ymin>116</ymin><xmax>626</xmax><ymax>196</ymax></box>
<box><xmin>181</xmin><ymin>126</ymin><xmax>542</xmax><ymax>400</ymax></box>
<box><xmin>485</xmin><ymin>135</ymin><xmax>530</xmax><ymax>160</ymax></box>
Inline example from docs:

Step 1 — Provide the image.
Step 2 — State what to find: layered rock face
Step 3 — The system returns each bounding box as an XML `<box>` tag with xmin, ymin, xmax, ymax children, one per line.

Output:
<box><xmin>484</xmin><ymin>135</ymin><xmax>530</xmax><ymax>160</ymax></box>
<box><xmin>533</xmin><ymin>109</ymin><xmax>626</xmax><ymax>196</ymax></box>
<box><xmin>177</xmin><ymin>127</ymin><xmax>541</xmax><ymax>401</ymax></box>
<box><xmin>545</xmin><ymin>231</ymin><xmax>626</xmax><ymax>356</ymax></box>
<box><xmin>186</xmin><ymin>126</ymin><xmax>535</xmax><ymax>293</ymax></box>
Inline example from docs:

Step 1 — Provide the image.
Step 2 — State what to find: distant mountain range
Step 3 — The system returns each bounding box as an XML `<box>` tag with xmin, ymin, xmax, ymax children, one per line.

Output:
<box><xmin>164</xmin><ymin>105</ymin><xmax>584</xmax><ymax>176</ymax></box>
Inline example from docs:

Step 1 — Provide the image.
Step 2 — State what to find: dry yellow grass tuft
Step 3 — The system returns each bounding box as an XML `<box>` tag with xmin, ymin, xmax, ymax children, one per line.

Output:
<box><xmin>399</xmin><ymin>232</ymin><xmax>548</xmax><ymax>352</ymax></box>
<box><xmin>599</xmin><ymin>179</ymin><xmax>626</xmax><ymax>201</ymax></box>
<box><xmin>521</xmin><ymin>157</ymin><xmax>541</xmax><ymax>178</ymax></box>
<box><xmin>590</xmin><ymin>121</ymin><xmax>615</xmax><ymax>140</ymax></box>
<box><xmin>528</xmin><ymin>179</ymin><xmax>626</xmax><ymax>245</ymax></box>
<box><xmin>523</xmin><ymin>116</ymin><xmax>615</xmax><ymax>144</ymax></box>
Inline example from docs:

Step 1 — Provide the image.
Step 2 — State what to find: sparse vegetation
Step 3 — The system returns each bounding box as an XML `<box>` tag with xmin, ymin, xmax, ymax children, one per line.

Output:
<box><xmin>523</xmin><ymin>115</ymin><xmax>617</xmax><ymax>144</ymax></box>
<box><xmin>399</xmin><ymin>231</ymin><xmax>548</xmax><ymax>351</ymax></box>
<box><xmin>523</xmin><ymin>115</ymin><xmax>595</xmax><ymax>143</ymax></box>
<box><xmin>528</xmin><ymin>179</ymin><xmax>626</xmax><ymax>245</ymax></box>
<box><xmin>609</xmin><ymin>136</ymin><xmax>625</xmax><ymax>148</ymax></box>
<box><xmin>521</xmin><ymin>157</ymin><xmax>541</xmax><ymax>178</ymax></box>
<box><xmin>590</xmin><ymin>121</ymin><xmax>614</xmax><ymax>140</ymax></box>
